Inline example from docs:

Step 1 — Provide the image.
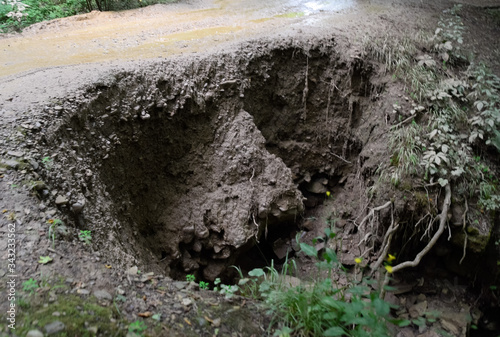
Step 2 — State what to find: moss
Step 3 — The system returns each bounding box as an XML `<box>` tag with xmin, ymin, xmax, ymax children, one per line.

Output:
<box><xmin>414</xmin><ymin>192</ymin><xmax>429</xmax><ymax>208</ymax></box>
<box><xmin>17</xmin><ymin>292</ymin><xmax>127</xmax><ymax>336</ymax></box>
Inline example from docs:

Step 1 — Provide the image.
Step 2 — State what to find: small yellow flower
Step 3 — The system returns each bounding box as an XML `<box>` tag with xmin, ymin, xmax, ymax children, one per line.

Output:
<box><xmin>47</xmin><ymin>219</ymin><xmax>54</xmax><ymax>224</ymax></box>
<box><xmin>355</xmin><ymin>257</ymin><xmax>362</xmax><ymax>264</ymax></box>
<box><xmin>387</xmin><ymin>254</ymin><xmax>396</xmax><ymax>262</ymax></box>
<box><xmin>326</xmin><ymin>191</ymin><xmax>331</xmax><ymax>197</ymax></box>
<box><xmin>385</xmin><ymin>265</ymin><xmax>393</xmax><ymax>273</ymax></box>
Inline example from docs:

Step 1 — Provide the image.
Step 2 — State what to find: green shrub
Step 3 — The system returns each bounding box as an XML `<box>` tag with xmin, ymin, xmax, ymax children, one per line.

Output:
<box><xmin>236</xmin><ymin>230</ymin><xmax>406</xmax><ymax>337</ymax></box>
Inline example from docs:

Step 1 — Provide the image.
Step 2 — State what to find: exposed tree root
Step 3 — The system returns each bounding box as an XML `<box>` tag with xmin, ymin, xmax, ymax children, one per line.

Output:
<box><xmin>357</xmin><ymin>201</ymin><xmax>392</xmax><ymax>229</ymax></box>
<box><xmin>459</xmin><ymin>198</ymin><xmax>469</xmax><ymax>265</ymax></box>
<box><xmin>380</xmin><ymin>184</ymin><xmax>451</xmax><ymax>298</ymax></box>
<box><xmin>301</xmin><ymin>57</ymin><xmax>309</xmax><ymax>120</ymax></box>
<box><xmin>370</xmin><ymin>219</ymin><xmax>399</xmax><ymax>278</ymax></box>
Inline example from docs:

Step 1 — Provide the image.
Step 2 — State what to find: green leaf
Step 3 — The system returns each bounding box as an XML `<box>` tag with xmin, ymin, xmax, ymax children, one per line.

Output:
<box><xmin>238</xmin><ymin>278</ymin><xmax>250</xmax><ymax>286</ymax></box>
<box><xmin>299</xmin><ymin>243</ymin><xmax>318</xmax><ymax>258</ymax></box>
<box><xmin>325</xmin><ymin>227</ymin><xmax>336</xmax><ymax>239</ymax></box>
<box><xmin>393</xmin><ymin>319</ymin><xmax>412</xmax><ymax>327</ymax></box>
<box><xmin>152</xmin><ymin>313</ymin><xmax>161</xmax><ymax>321</ymax></box>
<box><xmin>248</xmin><ymin>268</ymin><xmax>265</xmax><ymax>278</ymax></box>
<box><xmin>438</xmin><ymin>178</ymin><xmax>448</xmax><ymax>187</ymax></box>
<box><xmin>324</xmin><ymin>326</ymin><xmax>345</xmax><ymax>336</ymax></box>
<box><xmin>38</xmin><ymin>256</ymin><xmax>53</xmax><ymax>264</ymax></box>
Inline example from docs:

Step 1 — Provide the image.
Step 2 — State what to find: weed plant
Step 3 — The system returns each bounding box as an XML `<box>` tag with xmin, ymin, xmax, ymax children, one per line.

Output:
<box><xmin>235</xmin><ymin>230</ymin><xmax>406</xmax><ymax>337</ymax></box>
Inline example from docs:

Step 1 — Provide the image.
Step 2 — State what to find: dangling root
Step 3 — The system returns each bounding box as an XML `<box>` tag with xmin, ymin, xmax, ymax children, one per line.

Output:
<box><xmin>380</xmin><ymin>184</ymin><xmax>451</xmax><ymax>298</ymax></box>
<box><xmin>357</xmin><ymin>201</ymin><xmax>392</xmax><ymax>229</ymax></box>
<box><xmin>459</xmin><ymin>198</ymin><xmax>469</xmax><ymax>265</ymax></box>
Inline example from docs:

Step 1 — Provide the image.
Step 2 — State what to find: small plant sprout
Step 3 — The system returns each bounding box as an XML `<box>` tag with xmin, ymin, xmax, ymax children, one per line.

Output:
<box><xmin>355</xmin><ymin>257</ymin><xmax>362</xmax><ymax>264</ymax></box>
<box><xmin>385</xmin><ymin>265</ymin><xmax>394</xmax><ymax>273</ymax></box>
<box><xmin>38</xmin><ymin>256</ymin><xmax>53</xmax><ymax>265</ymax></box>
<box><xmin>199</xmin><ymin>281</ymin><xmax>209</xmax><ymax>290</ymax></box>
<box><xmin>387</xmin><ymin>254</ymin><xmax>396</xmax><ymax>262</ymax></box>
<box><xmin>78</xmin><ymin>230</ymin><xmax>92</xmax><ymax>245</ymax></box>
<box><xmin>41</xmin><ymin>156</ymin><xmax>53</xmax><ymax>169</ymax></box>
<box><xmin>186</xmin><ymin>274</ymin><xmax>196</xmax><ymax>282</ymax></box>
<box><xmin>128</xmin><ymin>320</ymin><xmax>147</xmax><ymax>335</ymax></box>
<box><xmin>326</xmin><ymin>191</ymin><xmax>331</xmax><ymax>198</ymax></box>
<box><xmin>22</xmin><ymin>278</ymin><xmax>39</xmax><ymax>294</ymax></box>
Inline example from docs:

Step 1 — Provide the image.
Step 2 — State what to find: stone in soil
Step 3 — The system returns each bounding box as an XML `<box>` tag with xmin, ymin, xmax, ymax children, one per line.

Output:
<box><xmin>44</xmin><ymin>320</ymin><xmax>65</xmax><ymax>335</ymax></box>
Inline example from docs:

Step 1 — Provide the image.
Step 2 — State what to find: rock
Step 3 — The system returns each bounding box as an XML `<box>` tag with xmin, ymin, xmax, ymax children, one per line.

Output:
<box><xmin>305</xmin><ymin>179</ymin><xmax>328</xmax><ymax>194</ymax></box>
<box><xmin>340</xmin><ymin>252</ymin><xmax>356</xmax><ymax>266</ymax></box>
<box><xmin>212</xmin><ymin>318</ymin><xmax>221</xmax><ymax>328</ymax></box>
<box><xmin>77</xmin><ymin>289</ymin><xmax>90</xmax><ymax>295</ymax></box>
<box><xmin>87</xmin><ymin>326</ymin><xmax>98</xmax><ymax>334</ymax></box>
<box><xmin>71</xmin><ymin>202</ymin><xmax>84</xmax><ymax>213</ymax></box>
<box><xmin>94</xmin><ymin>290</ymin><xmax>112</xmax><ymax>301</ymax></box>
<box><xmin>181</xmin><ymin>298</ymin><xmax>193</xmax><ymax>306</ymax></box>
<box><xmin>32</xmin><ymin>181</ymin><xmax>47</xmax><ymax>191</ymax></box>
<box><xmin>2</xmin><ymin>158</ymin><xmax>20</xmax><ymax>169</ymax></box>
<box><xmin>272</xmin><ymin>238</ymin><xmax>290</xmax><ymax>260</ymax></box>
<box><xmin>417</xmin><ymin>331</ymin><xmax>440</xmax><ymax>337</ymax></box>
<box><xmin>126</xmin><ymin>266</ymin><xmax>138</xmax><ymax>275</ymax></box>
<box><xmin>140</xmin><ymin>272</ymin><xmax>155</xmax><ymax>283</ymax></box>
<box><xmin>126</xmin><ymin>332</ymin><xmax>141</xmax><ymax>337</ymax></box>
<box><xmin>301</xmin><ymin>219</ymin><xmax>315</xmax><ymax>231</ymax></box>
<box><xmin>44</xmin><ymin>321</ymin><xmax>65</xmax><ymax>335</ymax></box>
<box><xmin>409</xmin><ymin>301</ymin><xmax>427</xmax><ymax>319</ymax></box>
<box><xmin>279</xmin><ymin>275</ymin><xmax>302</xmax><ymax>288</ymax></box>
<box><xmin>440</xmin><ymin>319</ymin><xmax>460</xmax><ymax>336</ymax></box>
<box><xmin>397</xmin><ymin>328</ymin><xmax>415</xmax><ymax>337</ymax></box>
<box><xmin>26</xmin><ymin>330</ymin><xmax>44</xmax><ymax>337</ymax></box>
<box><xmin>55</xmin><ymin>195</ymin><xmax>68</xmax><ymax>205</ymax></box>
<box><xmin>385</xmin><ymin>292</ymin><xmax>400</xmax><ymax>307</ymax></box>
<box><xmin>7</xmin><ymin>150</ymin><xmax>23</xmax><ymax>157</ymax></box>
<box><xmin>172</xmin><ymin>281</ymin><xmax>187</xmax><ymax>290</ymax></box>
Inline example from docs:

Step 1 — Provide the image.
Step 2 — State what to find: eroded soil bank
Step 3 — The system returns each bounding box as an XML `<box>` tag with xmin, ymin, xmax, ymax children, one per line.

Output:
<box><xmin>33</xmin><ymin>38</ymin><xmax>377</xmax><ymax>282</ymax></box>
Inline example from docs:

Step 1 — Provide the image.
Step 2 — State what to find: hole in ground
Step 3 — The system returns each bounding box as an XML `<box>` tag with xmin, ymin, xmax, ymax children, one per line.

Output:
<box><xmin>39</xmin><ymin>39</ymin><xmax>378</xmax><ymax>282</ymax></box>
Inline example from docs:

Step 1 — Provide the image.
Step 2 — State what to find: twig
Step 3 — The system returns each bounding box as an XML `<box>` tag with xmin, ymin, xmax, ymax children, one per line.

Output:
<box><xmin>249</xmin><ymin>168</ymin><xmax>255</xmax><ymax>183</ymax></box>
<box><xmin>47</xmin><ymin>248</ymin><xmax>64</xmax><ymax>257</ymax></box>
<box><xmin>390</xmin><ymin>114</ymin><xmax>416</xmax><ymax>129</ymax></box>
<box><xmin>329</xmin><ymin>151</ymin><xmax>352</xmax><ymax>164</ymax></box>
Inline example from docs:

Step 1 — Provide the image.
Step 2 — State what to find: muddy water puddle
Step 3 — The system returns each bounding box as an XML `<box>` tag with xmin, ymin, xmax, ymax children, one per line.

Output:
<box><xmin>0</xmin><ymin>0</ymin><xmax>355</xmax><ymax>77</ymax></box>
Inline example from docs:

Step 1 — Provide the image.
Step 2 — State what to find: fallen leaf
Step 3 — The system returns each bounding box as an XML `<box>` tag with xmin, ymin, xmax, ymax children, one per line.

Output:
<box><xmin>204</xmin><ymin>316</ymin><xmax>214</xmax><ymax>324</ymax></box>
<box><xmin>138</xmin><ymin>312</ymin><xmax>152</xmax><ymax>318</ymax></box>
<box><xmin>2</xmin><ymin>209</ymin><xmax>7</xmax><ymax>213</ymax></box>
<box><xmin>184</xmin><ymin>318</ymin><xmax>192</xmax><ymax>325</ymax></box>
<box><xmin>105</xmin><ymin>264</ymin><xmax>112</xmax><ymax>269</ymax></box>
<box><xmin>38</xmin><ymin>256</ymin><xmax>53</xmax><ymax>264</ymax></box>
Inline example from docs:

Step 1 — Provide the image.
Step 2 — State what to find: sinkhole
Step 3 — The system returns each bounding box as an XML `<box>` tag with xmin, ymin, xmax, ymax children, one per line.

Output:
<box><xmin>38</xmin><ymin>38</ymin><xmax>380</xmax><ymax>282</ymax></box>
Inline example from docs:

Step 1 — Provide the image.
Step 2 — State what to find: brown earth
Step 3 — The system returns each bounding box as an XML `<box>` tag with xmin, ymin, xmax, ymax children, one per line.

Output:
<box><xmin>0</xmin><ymin>0</ymin><xmax>499</xmax><ymax>336</ymax></box>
